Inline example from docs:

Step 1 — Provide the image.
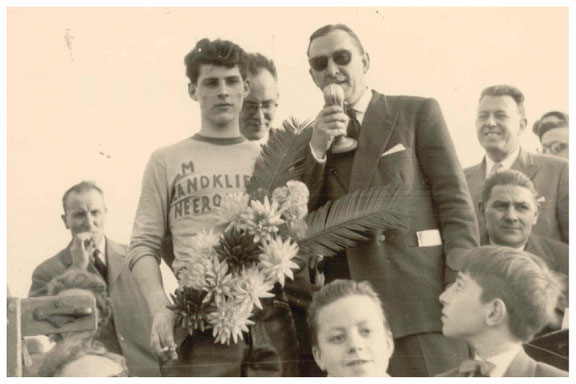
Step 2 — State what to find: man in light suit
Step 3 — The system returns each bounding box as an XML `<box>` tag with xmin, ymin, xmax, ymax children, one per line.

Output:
<box><xmin>29</xmin><ymin>181</ymin><xmax>159</xmax><ymax>376</ymax></box>
<box><xmin>302</xmin><ymin>24</ymin><xmax>479</xmax><ymax>376</ymax></box>
<box><xmin>465</xmin><ymin>85</ymin><xmax>569</xmax><ymax>243</ymax></box>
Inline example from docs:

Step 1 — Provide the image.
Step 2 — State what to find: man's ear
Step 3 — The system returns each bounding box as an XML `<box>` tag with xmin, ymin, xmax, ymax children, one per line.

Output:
<box><xmin>61</xmin><ymin>214</ymin><xmax>69</xmax><ymax>229</ymax></box>
<box><xmin>309</xmin><ymin>68</ymin><xmax>321</xmax><ymax>89</ymax></box>
<box><xmin>479</xmin><ymin>201</ymin><xmax>486</xmax><ymax>220</ymax></box>
<box><xmin>486</xmin><ymin>298</ymin><xmax>507</xmax><ymax>327</ymax></box>
<box><xmin>519</xmin><ymin>117</ymin><xmax>528</xmax><ymax>134</ymax></box>
<box><xmin>533</xmin><ymin>202</ymin><xmax>541</xmax><ymax>225</ymax></box>
<box><xmin>188</xmin><ymin>82</ymin><xmax>198</xmax><ymax>101</ymax></box>
<box><xmin>312</xmin><ymin>346</ymin><xmax>326</xmax><ymax>372</ymax></box>
<box><xmin>243</xmin><ymin>78</ymin><xmax>251</xmax><ymax>97</ymax></box>
<box><xmin>362</xmin><ymin>52</ymin><xmax>370</xmax><ymax>74</ymax></box>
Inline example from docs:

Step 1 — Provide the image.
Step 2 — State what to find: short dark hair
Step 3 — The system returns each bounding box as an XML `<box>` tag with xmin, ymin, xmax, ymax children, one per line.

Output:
<box><xmin>481</xmin><ymin>169</ymin><xmax>539</xmax><ymax>205</ymax></box>
<box><xmin>184</xmin><ymin>38</ymin><xmax>248</xmax><ymax>84</ymax></box>
<box><xmin>47</xmin><ymin>268</ymin><xmax>112</xmax><ymax>340</ymax></box>
<box><xmin>307</xmin><ymin>24</ymin><xmax>365</xmax><ymax>57</ymax></box>
<box><xmin>532</xmin><ymin>111</ymin><xmax>569</xmax><ymax>140</ymax></box>
<box><xmin>480</xmin><ymin>85</ymin><xmax>526</xmax><ymax>118</ymax></box>
<box><xmin>461</xmin><ymin>246</ymin><xmax>563</xmax><ymax>342</ymax></box>
<box><xmin>62</xmin><ymin>181</ymin><xmax>105</xmax><ymax>213</ymax></box>
<box><xmin>307</xmin><ymin>279</ymin><xmax>390</xmax><ymax>348</ymax></box>
<box><xmin>246</xmin><ymin>52</ymin><xmax>277</xmax><ymax>80</ymax></box>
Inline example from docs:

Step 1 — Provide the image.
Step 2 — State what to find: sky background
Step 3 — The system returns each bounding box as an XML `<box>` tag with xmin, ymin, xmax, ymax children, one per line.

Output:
<box><xmin>6</xmin><ymin>7</ymin><xmax>569</xmax><ymax>297</ymax></box>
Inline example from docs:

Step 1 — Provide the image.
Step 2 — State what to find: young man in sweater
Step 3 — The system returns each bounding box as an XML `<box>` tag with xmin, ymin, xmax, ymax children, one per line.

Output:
<box><xmin>127</xmin><ymin>38</ymin><xmax>297</xmax><ymax>376</ymax></box>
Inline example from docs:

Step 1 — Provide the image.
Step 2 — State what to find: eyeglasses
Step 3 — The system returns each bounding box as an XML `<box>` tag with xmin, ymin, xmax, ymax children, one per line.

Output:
<box><xmin>243</xmin><ymin>101</ymin><xmax>278</xmax><ymax>115</ymax></box>
<box><xmin>309</xmin><ymin>49</ymin><xmax>352</xmax><ymax>71</ymax></box>
<box><xmin>541</xmin><ymin>141</ymin><xmax>568</xmax><ymax>155</ymax></box>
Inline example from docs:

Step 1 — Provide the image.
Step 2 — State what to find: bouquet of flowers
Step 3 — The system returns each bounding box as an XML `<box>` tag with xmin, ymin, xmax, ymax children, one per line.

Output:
<box><xmin>169</xmin><ymin>118</ymin><xmax>408</xmax><ymax>345</ymax></box>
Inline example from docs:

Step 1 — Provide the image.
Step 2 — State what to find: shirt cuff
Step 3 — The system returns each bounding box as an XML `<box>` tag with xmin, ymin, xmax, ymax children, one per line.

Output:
<box><xmin>309</xmin><ymin>143</ymin><xmax>327</xmax><ymax>163</ymax></box>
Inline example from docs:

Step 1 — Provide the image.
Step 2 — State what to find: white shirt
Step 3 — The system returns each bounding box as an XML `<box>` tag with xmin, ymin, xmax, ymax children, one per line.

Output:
<box><xmin>484</xmin><ymin>147</ymin><xmax>520</xmax><ymax>179</ymax></box>
<box><xmin>475</xmin><ymin>344</ymin><xmax>522</xmax><ymax>377</ymax></box>
<box><xmin>310</xmin><ymin>87</ymin><xmax>372</xmax><ymax>162</ymax></box>
<box><xmin>95</xmin><ymin>237</ymin><xmax>107</xmax><ymax>266</ymax></box>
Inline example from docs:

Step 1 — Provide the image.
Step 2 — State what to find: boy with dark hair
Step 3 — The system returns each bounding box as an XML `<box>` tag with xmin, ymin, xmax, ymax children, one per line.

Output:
<box><xmin>128</xmin><ymin>38</ymin><xmax>297</xmax><ymax>376</ymax></box>
<box><xmin>438</xmin><ymin>246</ymin><xmax>567</xmax><ymax>377</ymax></box>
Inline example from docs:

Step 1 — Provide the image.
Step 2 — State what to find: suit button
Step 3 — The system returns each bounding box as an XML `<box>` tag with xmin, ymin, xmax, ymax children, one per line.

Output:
<box><xmin>119</xmin><ymin>335</ymin><xmax>125</xmax><ymax>342</ymax></box>
<box><xmin>377</xmin><ymin>234</ymin><xmax>386</xmax><ymax>242</ymax></box>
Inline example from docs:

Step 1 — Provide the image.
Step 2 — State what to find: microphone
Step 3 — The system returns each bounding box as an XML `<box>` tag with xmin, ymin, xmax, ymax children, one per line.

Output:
<box><xmin>322</xmin><ymin>84</ymin><xmax>357</xmax><ymax>154</ymax></box>
<box><xmin>323</xmin><ymin>83</ymin><xmax>345</xmax><ymax>109</ymax></box>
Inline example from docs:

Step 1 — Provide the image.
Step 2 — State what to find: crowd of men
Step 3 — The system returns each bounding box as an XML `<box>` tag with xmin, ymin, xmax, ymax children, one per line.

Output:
<box><xmin>22</xmin><ymin>24</ymin><xmax>569</xmax><ymax>377</ymax></box>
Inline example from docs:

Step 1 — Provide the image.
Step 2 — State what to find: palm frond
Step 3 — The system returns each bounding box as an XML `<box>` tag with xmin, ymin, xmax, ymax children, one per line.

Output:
<box><xmin>300</xmin><ymin>184</ymin><xmax>409</xmax><ymax>256</ymax></box>
<box><xmin>247</xmin><ymin>117</ymin><xmax>314</xmax><ymax>196</ymax></box>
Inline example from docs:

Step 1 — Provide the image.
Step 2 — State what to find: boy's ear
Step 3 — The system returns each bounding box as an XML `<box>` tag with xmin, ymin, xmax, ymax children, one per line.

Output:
<box><xmin>312</xmin><ymin>346</ymin><xmax>326</xmax><ymax>372</ymax></box>
<box><xmin>486</xmin><ymin>298</ymin><xmax>508</xmax><ymax>327</ymax></box>
<box><xmin>188</xmin><ymin>82</ymin><xmax>198</xmax><ymax>101</ymax></box>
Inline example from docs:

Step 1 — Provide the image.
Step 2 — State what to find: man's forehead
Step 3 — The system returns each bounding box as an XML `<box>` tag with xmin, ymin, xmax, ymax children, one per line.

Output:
<box><xmin>198</xmin><ymin>64</ymin><xmax>241</xmax><ymax>79</ymax></box>
<box><xmin>65</xmin><ymin>190</ymin><xmax>105</xmax><ymax>209</ymax></box>
<box><xmin>478</xmin><ymin>95</ymin><xmax>517</xmax><ymax>111</ymax></box>
<box><xmin>308</xmin><ymin>30</ymin><xmax>361</xmax><ymax>57</ymax></box>
<box><xmin>489</xmin><ymin>185</ymin><xmax>535</xmax><ymax>203</ymax></box>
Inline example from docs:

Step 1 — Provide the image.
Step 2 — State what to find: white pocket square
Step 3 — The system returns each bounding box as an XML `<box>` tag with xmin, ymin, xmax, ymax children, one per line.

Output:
<box><xmin>381</xmin><ymin>143</ymin><xmax>406</xmax><ymax>157</ymax></box>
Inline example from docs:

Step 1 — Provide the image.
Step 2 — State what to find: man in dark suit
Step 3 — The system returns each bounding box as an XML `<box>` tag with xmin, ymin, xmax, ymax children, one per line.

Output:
<box><xmin>302</xmin><ymin>24</ymin><xmax>479</xmax><ymax>377</ymax></box>
<box><xmin>465</xmin><ymin>85</ymin><xmax>568</xmax><ymax>243</ymax></box>
<box><xmin>479</xmin><ymin>169</ymin><xmax>568</xmax><ymax>276</ymax></box>
<box><xmin>438</xmin><ymin>246</ymin><xmax>567</xmax><ymax>377</ymax></box>
<box><xmin>29</xmin><ymin>181</ymin><xmax>159</xmax><ymax>376</ymax></box>
<box><xmin>240</xmin><ymin>52</ymin><xmax>279</xmax><ymax>143</ymax></box>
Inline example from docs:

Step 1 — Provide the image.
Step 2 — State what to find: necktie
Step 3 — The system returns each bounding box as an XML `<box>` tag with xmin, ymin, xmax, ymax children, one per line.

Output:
<box><xmin>457</xmin><ymin>359</ymin><xmax>495</xmax><ymax>377</ymax></box>
<box><xmin>346</xmin><ymin>107</ymin><xmax>361</xmax><ymax>140</ymax></box>
<box><xmin>488</xmin><ymin>162</ymin><xmax>503</xmax><ymax>178</ymax></box>
<box><xmin>92</xmin><ymin>249</ymin><xmax>107</xmax><ymax>283</ymax></box>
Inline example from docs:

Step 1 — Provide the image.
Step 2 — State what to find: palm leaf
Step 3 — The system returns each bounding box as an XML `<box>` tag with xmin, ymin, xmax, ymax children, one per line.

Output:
<box><xmin>300</xmin><ymin>184</ymin><xmax>409</xmax><ymax>256</ymax></box>
<box><xmin>247</xmin><ymin>117</ymin><xmax>314</xmax><ymax>197</ymax></box>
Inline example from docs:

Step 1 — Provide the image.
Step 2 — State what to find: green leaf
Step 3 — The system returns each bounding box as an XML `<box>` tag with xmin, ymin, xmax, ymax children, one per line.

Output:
<box><xmin>247</xmin><ymin>117</ymin><xmax>314</xmax><ymax>197</ymax></box>
<box><xmin>300</xmin><ymin>184</ymin><xmax>409</xmax><ymax>256</ymax></box>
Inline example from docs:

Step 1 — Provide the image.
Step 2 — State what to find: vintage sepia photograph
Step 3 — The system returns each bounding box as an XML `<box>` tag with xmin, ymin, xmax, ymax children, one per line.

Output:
<box><xmin>4</xmin><ymin>4</ymin><xmax>571</xmax><ymax>379</ymax></box>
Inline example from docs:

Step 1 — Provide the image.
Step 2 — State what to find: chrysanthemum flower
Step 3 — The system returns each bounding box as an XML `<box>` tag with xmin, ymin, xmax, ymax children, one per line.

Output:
<box><xmin>214</xmin><ymin>228</ymin><xmax>260</xmax><ymax>274</ymax></box>
<box><xmin>240</xmin><ymin>196</ymin><xmax>284</xmax><ymax>243</ymax></box>
<box><xmin>204</xmin><ymin>257</ymin><xmax>234</xmax><ymax>305</ymax></box>
<box><xmin>190</xmin><ymin>229</ymin><xmax>220</xmax><ymax>256</ymax></box>
<box><xmin>234</xmin><ymin>267</ymin><xmax>275</xmax><ymax>310</ymax></box>
<box><xmin>260</xmin><ymin>237</ymin><xmax>299</xmax><ymax>286</ymax></box>
<box><xmin>217</xmin><ymin>192</ymin><xmax>251</xmax><ymax>230</ymax></box>
<box><xmin>208</xmin><ymin>298</ymin><xmax>254</xmax><ymax>345</ymax></box>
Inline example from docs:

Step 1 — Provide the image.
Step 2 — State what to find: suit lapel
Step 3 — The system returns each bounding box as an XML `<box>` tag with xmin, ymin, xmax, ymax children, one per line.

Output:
<box><xmin>106</xmin><ymin>238</ymin><xmax>124</xmax><ymax>289</ymax></box>
<box><xmin>511</xmin><ymin>148</ymin><xmax>538</xmax><ymax>179</ymax></box>
<box><xmin>349</xmin><ymin>91</ymin><xmax>398</xmax><ymax>191</ymax></box>
<box><xmin>504</xmin><ymin>349</ymin><xmax>536</xmax><ymax>377</ymax></box>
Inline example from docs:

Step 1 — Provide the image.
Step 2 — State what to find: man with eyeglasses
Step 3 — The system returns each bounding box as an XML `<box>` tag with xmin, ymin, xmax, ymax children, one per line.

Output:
<box><xmin>301</xmin><ymin>23</ymin><xmax>479</xmax><ymax>377</ymax></box>
<box><xmin>465</xmin><ymin>85</ymin><xmax>568</xmax><ymax>244</ymax></box>
<box><xmin>240</xmin><ymin>53</ymin><xmax>279</xmax><ymax>142</ymax></box>
<box><xmin>532</xmin><ymin>111</ymin><xmax>569</xmax><ymax>159</ymax></box>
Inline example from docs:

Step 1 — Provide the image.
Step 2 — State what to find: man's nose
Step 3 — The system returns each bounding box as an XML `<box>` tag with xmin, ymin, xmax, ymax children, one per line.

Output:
<box><xmin>504</xmin><ymin>207</ymin><xmax>519</xmax><ymax>221</ymax></box>
<box><xmin>439</xmin><ymin>286</ymin><xmax>450</xmax><ymax>305</ymax></box>
<box><xmin>326</xmin><ymin>58</ymin><xmax>340</xmax><ymax>78</ymax></box>
<box><xmin>486</xmin><ymin>116</ymin><xmax>497</xmax><ymax>127</ymax></box>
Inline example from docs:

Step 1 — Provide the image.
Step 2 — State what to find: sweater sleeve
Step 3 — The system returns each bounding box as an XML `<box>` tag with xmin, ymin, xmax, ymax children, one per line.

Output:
<box><xmin>127</xmin><ymin>153</ymin><xmax>171</xmax><ymax>270</ymax></box>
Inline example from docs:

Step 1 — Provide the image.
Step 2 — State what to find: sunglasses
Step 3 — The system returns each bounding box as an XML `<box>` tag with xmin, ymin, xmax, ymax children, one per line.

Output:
<box><xmin>309</xmin><ymin>49</ymin><xmax>352</xmax><ymax>71</ymax></box>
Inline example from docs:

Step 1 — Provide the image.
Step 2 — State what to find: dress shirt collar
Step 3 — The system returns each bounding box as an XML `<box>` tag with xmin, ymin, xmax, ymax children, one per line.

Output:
<box><xmin>348</xmin><ymin>87</ymin><xmax>372</xmax><ymax>125</ymax></box>
<box><xmin>95</xmin><ymin>237</ymin><xmax>107</xmax><ymax>266</ymax></box>
<box><xmin>474</xmin><ymin>344</ymin><xmax>522</xmax><ymax>377</ymax></box>
<box><xmin>485</xmin><ymin>147</ymin><xmax>520</xmax><ymax>179</ymax></box>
